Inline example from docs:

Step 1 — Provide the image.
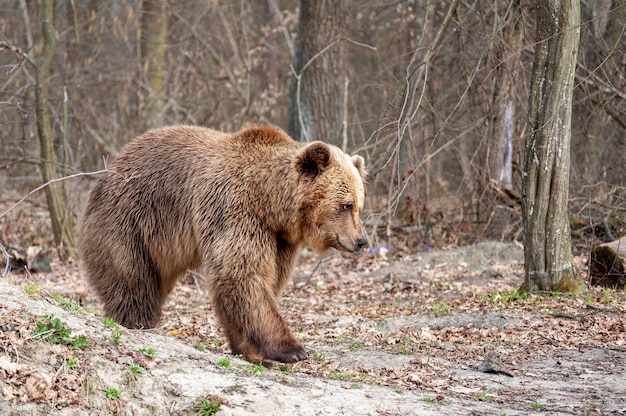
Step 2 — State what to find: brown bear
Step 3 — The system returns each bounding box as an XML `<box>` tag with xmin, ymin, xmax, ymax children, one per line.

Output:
<box><xmin>78</xmin><ymin>125</ymin><xmax>367</xmax><ymax>363</ymax></box>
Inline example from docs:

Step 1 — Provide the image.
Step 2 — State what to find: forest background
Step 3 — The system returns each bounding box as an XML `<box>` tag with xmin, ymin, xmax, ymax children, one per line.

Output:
<box><xmin>1</xmin><ymin>2</ymin><xmax>626</xmax><ymax>413</ymax></box>
<box><xmin>1</xmin><ymin>0</ymin><xmax>625</xmax><ymax>274</ymax></box>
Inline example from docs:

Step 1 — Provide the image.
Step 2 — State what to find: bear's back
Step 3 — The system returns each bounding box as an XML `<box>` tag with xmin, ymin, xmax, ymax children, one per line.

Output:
<box><xmin>113</xmin><ymin>125</ymin><xmax>294</xmax><ymax>172</ymax></box>
<box><xmin>86</xmin><ymin>124</ymin><xmax>301</xmax><ymax>241</ymax></box>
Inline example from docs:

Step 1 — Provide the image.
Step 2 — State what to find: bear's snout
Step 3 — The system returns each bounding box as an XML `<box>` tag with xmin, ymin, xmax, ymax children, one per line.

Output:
<box><xmin>356</xmin><ymin>237</ymin><xmax>368</xmax><ymax>250</ymax></box>
<box><xmin>336</xmin><ymin>235</ymin><xmax>368</xmax><ymax>253</ymax></box>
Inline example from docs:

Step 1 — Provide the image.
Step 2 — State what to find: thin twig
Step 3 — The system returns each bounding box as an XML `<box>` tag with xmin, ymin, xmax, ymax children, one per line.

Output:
<box><xmin>1</xmin><ymin>168</ymin><xmax>111</xmax><ymax>277</ymax></box>
<box><xmin>0</xmin><ymin>169</ymin><xmax>110</xmax><ymax>220</ymax></box>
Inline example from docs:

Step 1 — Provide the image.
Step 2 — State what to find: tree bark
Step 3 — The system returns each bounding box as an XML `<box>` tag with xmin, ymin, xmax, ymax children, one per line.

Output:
<box><xmin>140</xmin><ymin>0</ymin><xmax>168</xmax><ymax>129</ymax></box>
<box><xmin>482</xmin><ymin>0</ymin><xmax>523</xmax><ymax>238</ymax></box>
<box><xmin>288</xmin><ymin>0</ymin><xmax>348</xmax><ymax>143</ymax></box>
<box><xmin>489</xmin><ymin>1</ymin><xmax>522</xmax><ymax>192</ymax></box>
<box><xmin>521</xmin><ymin>0</ymin><xmax>583</xmax><ymax>292</ymax></box>
<box><xmin>36</xmin><ymin>0</ymin><xmax>75</xmax><ymax>258</ymax></box>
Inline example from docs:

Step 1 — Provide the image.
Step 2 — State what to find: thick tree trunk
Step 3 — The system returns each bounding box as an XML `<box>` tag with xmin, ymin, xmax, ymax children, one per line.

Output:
<box><xmin>140</xmin><ymin>0</ymin><xmax>168</xmax><ymax>129</ymax></box>
<box><xmin>521</xmin><ymin>0</ymin><xmax>583</xmax><ymax>292</ymax></box>
<box><xmin>288</xmin><ymin>0</ymin><xmax>347</xmax><ymax>143</ymax></box>
<box><xmin>36</xmin><ymin>0</ymin><xmax>75</xmax><ymax>258</ymax></box>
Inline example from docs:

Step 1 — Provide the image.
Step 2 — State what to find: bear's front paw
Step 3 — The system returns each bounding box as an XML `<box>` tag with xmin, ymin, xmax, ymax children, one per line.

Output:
<box><xmin>266</xmin><ymin>345</ymin><xmax>308</xmax><ymax>363</ymax></box>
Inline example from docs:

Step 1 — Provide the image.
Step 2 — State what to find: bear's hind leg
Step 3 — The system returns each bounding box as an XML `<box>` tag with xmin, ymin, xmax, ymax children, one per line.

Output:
<box><xmin>85</xmin><ymin>245</ymin><xmax>163</xmax><ymax>329</ymax></box>
<box><xmin>101</xmin><ymin>273</ymin><xmax>162</xmax><ymax>329</ymax></box>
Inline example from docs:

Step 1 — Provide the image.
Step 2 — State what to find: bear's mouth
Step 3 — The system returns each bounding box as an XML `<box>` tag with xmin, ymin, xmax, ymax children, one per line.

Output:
<box><xmin>334</xmin><ymin>239</ymin><xmax>356</xmax><ymax>253</ymax></box>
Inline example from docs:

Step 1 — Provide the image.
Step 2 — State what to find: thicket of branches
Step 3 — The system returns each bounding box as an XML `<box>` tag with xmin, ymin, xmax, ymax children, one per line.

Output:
<box><xmin>1</xmin><ymin>0</ymin><xmax>625</xmax><ymax>252</ymax></box>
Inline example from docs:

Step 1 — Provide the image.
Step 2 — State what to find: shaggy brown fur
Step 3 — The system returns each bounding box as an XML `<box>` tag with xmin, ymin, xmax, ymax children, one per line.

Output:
<box><xmin>79</xmin><ymin>125</ymin><xmax>367</xmax><ymax>363</ymax></box>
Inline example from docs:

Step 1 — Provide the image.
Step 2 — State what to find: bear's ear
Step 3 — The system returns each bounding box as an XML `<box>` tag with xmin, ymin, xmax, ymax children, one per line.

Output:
<box><xmin>295</xmin><ymin>142</ymin><xmax>331</xmax><ymax>178</ymax></box>
<box><xmin>352</xmin><ymin>155</ymin><xmax>367</xmax><ymax>179</ymax></box>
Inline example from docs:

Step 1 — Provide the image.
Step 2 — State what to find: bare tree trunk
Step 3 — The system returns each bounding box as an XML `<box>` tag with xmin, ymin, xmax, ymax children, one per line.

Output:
<box><xmin>288</xmin><ymin>0</ymin><xmax>348</xmax><ymax>143</ymax></box>
<box><xmin>483</xmin><ymin>0</ymin><xmax>523</xmax><ymax>238</ymax></box>
<box><xmin>521</xmin><ymin>0</ymin><xmax>583</xmax><ymax>292</ymax></box>
<box><xmin>489</xmin><ymin>1</ymin><xmax>522</xmax><ymax>191</ymax></box>
<box><xmin>140</xmin><ymin>0</ymin><xmax>168</xmax><ymax>129</ymax></box>
<box><xmin>36</xmin><ymin>0</ymin><xmax>75</xmax><ymax>258</ymax></box>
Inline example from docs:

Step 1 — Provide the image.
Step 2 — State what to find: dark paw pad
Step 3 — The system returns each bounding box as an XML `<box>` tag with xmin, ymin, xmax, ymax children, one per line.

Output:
<box><xmin>267</xmin><ymin>346</ymin><xmax>308</xmax><ymax>363</ymax></box>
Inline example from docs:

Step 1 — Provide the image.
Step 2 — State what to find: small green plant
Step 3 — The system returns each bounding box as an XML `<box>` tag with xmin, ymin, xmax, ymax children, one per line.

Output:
<box><xmin>393</xmin><ymin>388</ymin><xmax>404</xmax><ymax>394</ymax></box>
<box><xmin>278</xmin><ymin>365</ymin><xmax>290</xmax><ymax>372</ymax></box>
<box><xmin>195</xmin><ymin>342</ymin><xmax>207</xmax><ymax>352</ymax></box>
<box><xmin>72</xmin><ymin>337</ymin><xmax>89</xmax><ymax>350</ymax></box>
<box><xmin>127</xmin><ymin>360</ymin><xmax>144</xmax><ymax>376</ymax></box>
<box><xmin>193</xmin><ymin>395</ymin><xmax>223</xmax><ymax>416</ymax></box>
<box><xmin>422</xmin><ymin>397</ymin><xmax>436</xmax><ymax>403</ymax></box>
<box><xmin>103</xmin><ymin>317</ymin><xmax>122</xmax><ymax>345</ymax></box>
<box><xmin>245</xmin><ymin>363</ymin><xmax>265</xmax><ymax>374</ymax></box>
<box><xmin>585</xmin><ymin>292</ymin><xmax>595</xmax><ymax>305</ymax></box>
<box><xmin>32</xmin><ymin>315</ymin><xmax>88</xmax><ymax>350</ymax></box>
<box><xmin>222</xmin><ymin>384</ymin><xmax>245</xmax><ymax>394</ymax></box>
<box><xmin>532</xmin><ymin>402</ymin><xmax>545</xmax><ymax>410</ymax></box>
<box><xmin>111</xmin><ymin>327</ymin><xmax>122</xmax><ymax>344</ymax></box>
<box><xmin>507</xmin><ymin>289</ymin><xmax>529</xmax><ymax>303</ymax></box>
<box><xmin>330</xmin><ymin>371</ymin><xmax>351</xmax><ymax>380</ymax></box>
<box><xmin>52</xmin><ymin>294</ymin><xmax>80</xmax><ymax>314</ymax></box>
<box><xmin>217</xmin><ymin>357</ymin><xmax>231</xmax><ymax>368</ymax></box>
<box><xmin>602</xmin><ymin>288</ymin><xmax>613</xmax><ymax>305</ymax></box>
<box><xmin>102</xmin><ymin>317</ymin><xmax>117</xmax><ymax>327</ymax></box>
<box><xmin>472</xmin><ymin>389</ymin><xmax>493</xmax><ymax>400</ymax></box>
<box><xmin>477</xmin><ymin>292</ymin><xmax>489</xmax><ymax>304</ymax></box>
<box><xmin>139</xmin><ymin>347</ymin><xmax>156</xmax><ymax>359</ymax></box>
<box><xmin>431</xmin><ymin>301</ymin><xmax>454</xmax><ymax>315</ymax></box>
<box><xmin>22</xmin><ymin>284</ymin><xmax>39</xmax><ymax>296</ymax></box>
<box><xmin>489</xmin><ymin>289</ymin><xmax>529</xmax><ymax>308</ymax></box>
<box><xmin>349</xmin><ymin>342</ymin><xmax>364</xmax><ymax>350</ymax></box>
<box><xmin>105</xmin><ymin>387</ymin><xmax>120</xmax><ymax>400</ymax></box>
<box><xmin>66</xmin><ymin>357</ymin><xmax>78</xmax><ymax>368</ymax></box>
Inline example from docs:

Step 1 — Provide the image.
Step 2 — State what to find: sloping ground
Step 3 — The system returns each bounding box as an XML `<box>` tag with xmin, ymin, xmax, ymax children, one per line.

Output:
<box><xmin>0</xmin><ymin>279</ymin><xmax>452</xmax><ymax>416</ymax></box>
<box><xmin>1</xmin><ymin>242</ymin><xmax>625</xmax><ymax>415</ymax></box>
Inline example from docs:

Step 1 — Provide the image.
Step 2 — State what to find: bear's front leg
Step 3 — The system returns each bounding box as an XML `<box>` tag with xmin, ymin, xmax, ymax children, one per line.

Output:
<box><xmin>212</xmin><ymin>279</ymin><xmax>307</xmax><ymax>363</ymax></box>
<box><xmin>207</xmin><ymin>240</ymin><xmax>307</xmax><ymax>364</ymax></box>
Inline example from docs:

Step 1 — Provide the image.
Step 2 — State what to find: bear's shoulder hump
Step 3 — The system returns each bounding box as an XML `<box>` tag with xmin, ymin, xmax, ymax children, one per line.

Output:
<box><xmin>236</xmin><ymin>125</ymin><xmax>294</xmax><ymax>145</ymax></box>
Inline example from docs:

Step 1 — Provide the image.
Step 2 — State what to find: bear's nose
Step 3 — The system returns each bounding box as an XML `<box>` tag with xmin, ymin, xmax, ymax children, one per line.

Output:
<box><xmin>356</xmin><ymin>238</ymin><xmax>368</xmax><ymax>250</ymax></box>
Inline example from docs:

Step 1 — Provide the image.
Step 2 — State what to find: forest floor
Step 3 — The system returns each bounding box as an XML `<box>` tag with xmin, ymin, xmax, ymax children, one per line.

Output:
<box><xmin>1</xmin><ymin>193</ymin><xmax>625</xmax><ymax>415</ymax></box>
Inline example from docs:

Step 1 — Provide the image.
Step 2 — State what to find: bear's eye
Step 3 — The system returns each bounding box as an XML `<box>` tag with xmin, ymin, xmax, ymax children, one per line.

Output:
<box><xmin>341</xmin><ymin>203</ymin><xmax>353</xmax><ymax>212</ymax></box>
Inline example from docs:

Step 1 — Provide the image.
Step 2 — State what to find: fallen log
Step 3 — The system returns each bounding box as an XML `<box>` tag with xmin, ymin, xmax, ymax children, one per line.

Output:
<box><xmin>589</xmin><ymin>237</ymin><xmax>626</xmax><ymax>287</ymax></box>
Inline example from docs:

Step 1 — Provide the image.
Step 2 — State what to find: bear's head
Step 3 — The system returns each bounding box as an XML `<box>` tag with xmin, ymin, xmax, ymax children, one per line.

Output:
<box><xmin>294</xmin><ymin>141</ymin><xmax>368</xmax><ymax>253</ymax></box>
